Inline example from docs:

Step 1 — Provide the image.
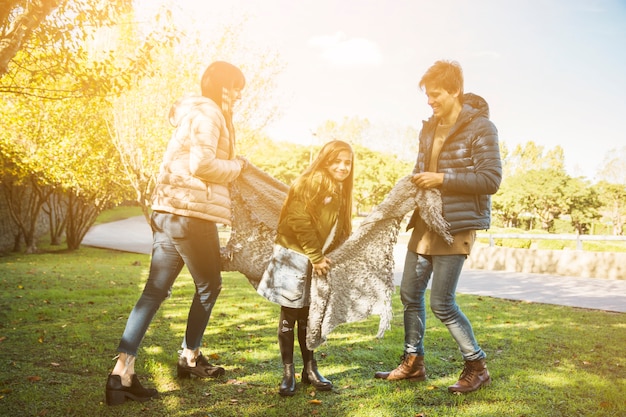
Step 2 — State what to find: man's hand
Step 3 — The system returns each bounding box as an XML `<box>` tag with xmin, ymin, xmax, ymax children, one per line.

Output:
<box><xmin>411</xmin><ymin>172</ymin><xmax>444</xmax><ymax>189</ymax></box>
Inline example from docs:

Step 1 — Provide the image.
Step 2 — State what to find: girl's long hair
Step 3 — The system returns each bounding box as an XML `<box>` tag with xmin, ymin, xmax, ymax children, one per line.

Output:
<box><xmin>280</xmin><ymin>140</ymin><xmax>354</xmax><ymax>242</ymax></box>
<box><xmin>200</xmin><ymin>61</ymin><xmax>246</xmax><ymax>141</ymax></box>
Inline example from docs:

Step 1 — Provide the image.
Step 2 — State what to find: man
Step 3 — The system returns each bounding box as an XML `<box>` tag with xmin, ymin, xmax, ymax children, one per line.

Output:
<box><xmin>375</xmin><ymin>60</ymin><xmax>502</xmax><ymax>393</ymax></box>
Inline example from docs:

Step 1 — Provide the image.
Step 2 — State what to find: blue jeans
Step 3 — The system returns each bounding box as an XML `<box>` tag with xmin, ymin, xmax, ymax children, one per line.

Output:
<box><xmin>400</xmin><ymin>250</ymin><xmax>485</xmax><ymax>361</ymax></box>
<box><xmin>117</xmin><ymin>212</ymin><xmax>223</xmax><ymax>356</ymax></box>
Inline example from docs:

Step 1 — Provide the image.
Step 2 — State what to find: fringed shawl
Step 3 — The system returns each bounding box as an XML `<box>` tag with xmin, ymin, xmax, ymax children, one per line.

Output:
<box><xmin>221</xmin><ymin>163</ymin><xmax>450</xmax><ymax>349</ymax></box>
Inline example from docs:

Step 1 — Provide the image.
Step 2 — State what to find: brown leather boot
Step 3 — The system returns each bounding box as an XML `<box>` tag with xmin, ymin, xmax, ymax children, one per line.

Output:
<box><xmin>448</xmin><ymin>358</ymin><xmax>491</xmax><ymax>393</ymax></box>
<box><xmin>374</xmin><ymin>354</ymin><xmax>426</xmax><ymax>381</ymax></box>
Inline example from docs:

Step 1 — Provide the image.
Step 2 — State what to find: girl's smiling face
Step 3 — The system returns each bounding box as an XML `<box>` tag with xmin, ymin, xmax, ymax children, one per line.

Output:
<box><xmin>326</xmin><ymin>150</ymin><xmax>353</xmax><ymax>183</ymax></box>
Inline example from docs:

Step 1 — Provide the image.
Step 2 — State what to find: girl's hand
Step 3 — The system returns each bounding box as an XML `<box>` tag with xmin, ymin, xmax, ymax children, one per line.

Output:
<box><xmin>312</xmin><ymin>257</ymin><xmax>332</xmax><ymax>276</ymax></box>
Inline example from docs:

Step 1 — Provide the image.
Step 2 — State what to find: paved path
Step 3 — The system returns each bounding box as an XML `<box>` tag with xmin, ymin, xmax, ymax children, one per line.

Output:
<box><xmin>83</xmin><ymin>217</ymin><xmax>626</xmax><ymax>314</ymax></box>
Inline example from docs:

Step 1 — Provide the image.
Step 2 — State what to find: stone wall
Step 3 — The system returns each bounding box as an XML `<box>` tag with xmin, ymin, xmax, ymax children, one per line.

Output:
<box><xmin>466</xmin><ymin>244</ymin><xmax>626</xmax><ymax>280</ymax></box>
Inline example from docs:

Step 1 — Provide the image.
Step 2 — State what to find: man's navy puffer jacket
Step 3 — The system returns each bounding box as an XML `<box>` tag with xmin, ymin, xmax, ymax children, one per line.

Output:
<box><xmin>408</xmin><ymin>93</ymin><xmax>502</xmax><ymax>235</ymax></box>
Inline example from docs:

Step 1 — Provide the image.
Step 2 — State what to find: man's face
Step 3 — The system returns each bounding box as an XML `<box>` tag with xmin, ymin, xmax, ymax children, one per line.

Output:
<box><xmin>424</xmin><ymin>84</ymin><xmax>459</xmax><ymax>120</ymax></box>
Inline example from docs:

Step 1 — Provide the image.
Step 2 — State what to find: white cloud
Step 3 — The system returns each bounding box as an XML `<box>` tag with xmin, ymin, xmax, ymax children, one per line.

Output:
<box><xmin>308</xmin><ymin>32</ymin><xmax>383</xmax><ymax>69</ymax></box>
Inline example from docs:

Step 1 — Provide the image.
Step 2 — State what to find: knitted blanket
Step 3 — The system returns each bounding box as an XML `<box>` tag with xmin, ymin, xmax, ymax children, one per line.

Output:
<box><xmin>221</xmin><ymin>163</ymin><xmax>451</xmax><ymax>350</ymax></box>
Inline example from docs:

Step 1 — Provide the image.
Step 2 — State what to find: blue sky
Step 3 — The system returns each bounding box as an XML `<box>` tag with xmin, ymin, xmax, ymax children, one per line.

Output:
<box><xmin>140</xmin><ymin>0</ymin><xmax>626</xmax><ymax>181</ymax></box>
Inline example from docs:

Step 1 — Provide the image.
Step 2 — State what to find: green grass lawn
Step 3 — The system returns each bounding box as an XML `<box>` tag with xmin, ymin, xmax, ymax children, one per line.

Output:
<box><xmin>1</xmin><ymin>247</ymin><xmax>625</xmax><ymax>417</ymax></box>
<box><xmin>93</xmin><ymin>205</ymin><xmax>145</xmax><ymax>225</ymax></box>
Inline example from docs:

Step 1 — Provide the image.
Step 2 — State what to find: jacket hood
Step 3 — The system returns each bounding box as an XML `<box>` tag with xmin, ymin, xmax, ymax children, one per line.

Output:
<box><xmin>168</xmin><ymin>95</ymin><xmax>214</xmax><ymax>127</ymax></box>
<box><xmin>461</xmin><ymin>92</ymin><xmax>490</xmax><ymax>119</ymax></box>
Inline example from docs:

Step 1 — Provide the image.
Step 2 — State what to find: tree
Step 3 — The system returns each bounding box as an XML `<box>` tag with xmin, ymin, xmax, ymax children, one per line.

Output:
<box><xmin>0</xmin><ymin>90</ymin><xmax>128</xmax><ymax>252</ymax></box>
<box><xmin>562</xmin><ymin>177</ymin><xmax>601</xmax><ymax>234</ymax></box>
<box><xmin>493</xmin><ymin>169</ymin><xmax>568</xmax><ymax>231</ymax></box>
<box><xmin>502</xmin><ymin>140</ymin><xmax>566</xmax><ymax>177</ymax></box>
<box><xmin>596</xmin><ymin>181</ymin><xmax>626</xmax><ymax>236</ymax></box>
<box><xmin>60</xmin><ymin>98</ymin><xmax>128</xmax><ymax>250</ymax></box>
<box><xmin>0</xmin><ymin>0</ymin><xmax>61</xmax><ymax>78</ymax></box>
<box><xmin>1</xmin><ymin>2</ymin><xmax>179</xmax><ymax>252</ymax></box>
<box><xmin>313</xmin><ymin>116</ymin><xmax>419</xmax><ymax>163</ymax></box>
<box><xmin>597</xmin><ymin>146</ymin><xmax>626</xmax><ymax>186</ymax></box>
<box><xmin>494</xmin><ymin>141</ymin><xmax>575</xmax><ymax>230</ymax></box>
<box><xmin>241</xmin><ymin>137</ymin><xmax>411</xmax><ymax>217</ymax></box>
<box><xmin>107</xmin><ymin>11</ymin><xmax>285</xmax><ymax>221</ymax></box>
<box><xmin>351</xmin><ymin>145</ymin><xmax>411</xmax><ymax>215</ymax></box>
<box><xmin>0</xmin><ymin>148</ymin><xmax>53</xmax><ymax>253</ymax></box>
<box><xmin>1</xmin><ymin>0</ymin><xmax>178</xmax><ymax>99</ymax></box>
<box><xmin>1</xmin><ymin>96</ymin><xmax>64</xmax><ymax>253</ymax></box>
<box><xmin>491</xmin><ymin>176</ymin><xmax>526</xmax><ymax>228</ymax></box>
<box><xmin>247</xmin><ymin>137</ymin><xmax>310</xmax><ymax>186</ymax></box>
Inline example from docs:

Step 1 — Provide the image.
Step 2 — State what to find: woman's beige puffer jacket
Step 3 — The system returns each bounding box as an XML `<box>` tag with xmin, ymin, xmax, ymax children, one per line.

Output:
<box><xmin>152</xmin><ymin>95</ymin><xmax>242</xmax><ymax>224</ymax></box>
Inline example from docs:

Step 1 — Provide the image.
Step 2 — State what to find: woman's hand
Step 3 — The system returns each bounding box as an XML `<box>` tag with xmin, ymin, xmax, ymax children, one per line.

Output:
<box><xmin>236</xmin><ymin>156</ymin><xmax>248</xmax><ymax>170</ymax></box>
<box><xmin>312</xmin><ymin>257</ymin><xmax>332</xmax><ymax>276</ymax></box>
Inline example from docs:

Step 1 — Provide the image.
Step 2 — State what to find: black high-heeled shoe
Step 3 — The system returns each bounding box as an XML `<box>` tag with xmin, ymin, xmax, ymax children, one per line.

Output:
<box><xmin>105</xmin><ymin>374</ymin><xmax>158</xmax><ymax>406</ymax></box>
<box><xmin>177</xmin><ymin>353</ymin><xmax>225</xmax><ymax>378</ymax></box>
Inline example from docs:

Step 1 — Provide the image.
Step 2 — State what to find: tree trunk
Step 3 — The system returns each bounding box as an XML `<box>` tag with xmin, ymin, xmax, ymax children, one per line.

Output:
<box><xmin>43</xmin><ymin>190</ymin><xmax>68</xmax><ymax>246</ymax></box>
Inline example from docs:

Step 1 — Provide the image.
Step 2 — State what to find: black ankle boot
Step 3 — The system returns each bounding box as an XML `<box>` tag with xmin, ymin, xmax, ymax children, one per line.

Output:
<box><xmin>105</xmin><ymin>374</ymin><xmax>158</xmax><ymax>406</ymax></box>
<box><xmin>177</xmin><ymin>353</ymin><xmax>225</xmax><ymax>378</ymax></box>
<box><xmin>302</xmin><ymin>359</ymin><xmax>332</xmax><ymax>391</ymax></box>
<box><xmin>279</xmin><ymin>363</ymin><xmax>296</xmax><ymax>396</ymax></box>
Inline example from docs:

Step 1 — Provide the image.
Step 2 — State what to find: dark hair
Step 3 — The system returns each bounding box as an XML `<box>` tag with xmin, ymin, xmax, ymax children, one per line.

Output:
<box><xmin>200</xmin><ymin>61</ymin><xmax>245</xmax><ymax>106</ymax></box>
<box><xmin>419</xmin><ymin>60</ymin><xmax>464</xmax><ymax>100</ymax></box>
<box><xmin>200</xmin><ymin>61</ymin><xmax>245</xmax><ymax>140</ymax></box>
<box><xmin>281</xmin><ymin>140</ymin><xmax>354</xmax><ymax>241</ymax></box>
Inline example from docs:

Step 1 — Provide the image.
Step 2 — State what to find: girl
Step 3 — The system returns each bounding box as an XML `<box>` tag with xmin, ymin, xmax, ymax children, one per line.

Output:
<box><xmin>257</xmin><ymin>140</ymin><xmax>354</xmax><ymax>396</ymax></box>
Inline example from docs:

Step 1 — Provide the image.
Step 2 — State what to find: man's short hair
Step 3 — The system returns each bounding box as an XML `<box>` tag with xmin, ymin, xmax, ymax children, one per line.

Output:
<box><xmin>419</xmin><ymin>60</ymin><xmax>464</xmax><ymax>99</ymax></box>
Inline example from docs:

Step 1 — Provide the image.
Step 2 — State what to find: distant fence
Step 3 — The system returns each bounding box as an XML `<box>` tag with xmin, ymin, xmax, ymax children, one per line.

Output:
<box><xmin>477</xmin><ymin>233</ymin><xmax>626</xmax><ymax>251</ymax></box>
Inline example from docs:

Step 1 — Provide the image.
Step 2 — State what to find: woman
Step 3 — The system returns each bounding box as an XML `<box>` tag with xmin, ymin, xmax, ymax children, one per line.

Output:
<box><xmin>105</xmin><ymin>61</ymin><xmax>247</xmax><ymax>406</ymax></box>
<box><xmin>257</xmin><ymin>140</ymin><xmax>354</xmax><ymax>396</ymax></box>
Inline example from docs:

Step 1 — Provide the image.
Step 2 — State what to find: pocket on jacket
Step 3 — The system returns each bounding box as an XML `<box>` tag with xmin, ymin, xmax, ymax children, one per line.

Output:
<box><xmin>257</xmin><ymin>245</ymin><xmax>311</xmax><ymax>307</ymax></box>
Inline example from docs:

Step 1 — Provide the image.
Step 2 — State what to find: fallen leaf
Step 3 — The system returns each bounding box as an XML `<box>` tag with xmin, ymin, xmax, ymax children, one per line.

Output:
<box><xmin>309</xmin><ymin>399</ymin><xmax>322</xmax><ymax>405</ymax></box>
<box><xmin>50</xmin><ymin>362</ymin><xmax>60</xmax><ymax>367</ymax></box>
<box><xmin>27</xmin><ymin>376</ymin><xmax>41</xmax><ymax>383</ymax></box>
